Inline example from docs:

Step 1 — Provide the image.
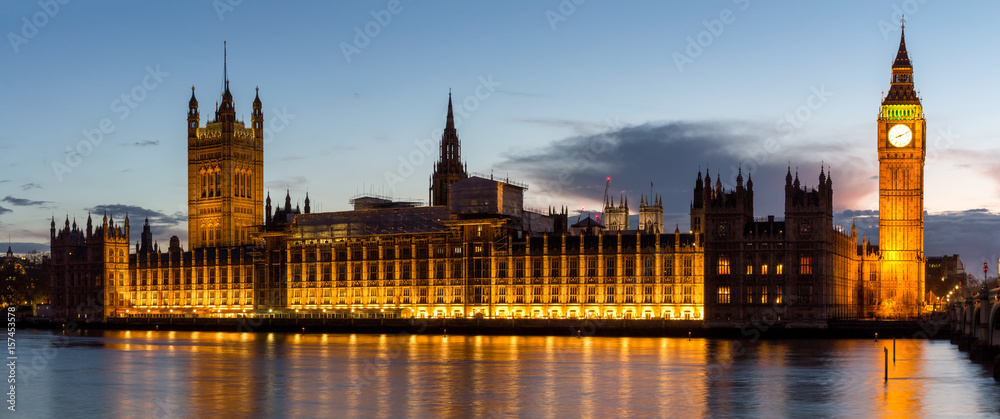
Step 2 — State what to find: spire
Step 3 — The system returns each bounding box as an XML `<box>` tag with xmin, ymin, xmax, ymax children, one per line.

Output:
<box><xmin>446</xmin><ymin>90</ymin><xmax>455</xmax><ymax>133</ymax></box>
<box><xmin>217</xmin><ymin>41</ymin><xmax>234</xmax><ymax>121</ymax></box>
<box><xmin>284</xmin><ymin>189</ymin><xmax>292</xmax><ymax>212</ymax></box>
<box><xmin>253</xmin><ymin>86</ymin><xmax>261</xmax><ymax>107</ymax></box>
<box><xmin>893</xmin><ymin>17</ymin><xmax>911</xmax><ymax>69</ymax></box>
<box><xmin>883</xmin><ymin>17</ymin><xmax>919</xmax><ymax>105</ymax></box>
<box><xmin>304</xmin><ymin>192</ymin><xmax>311</xmax><ymax>214</ymax></box>
<box><xmin>429</xmin><ymin>90</ymin><xmax>468</xmax><ymax>207</ymax></box>
<box><xmin>189</xmin><ymin>86</ymin><xmax>198</xmax><ymax>107</ymax></box>
<box><xmin>223</xmin><ymin>40</ymin><xmax>229</xmax><ymax>89</ymax></box>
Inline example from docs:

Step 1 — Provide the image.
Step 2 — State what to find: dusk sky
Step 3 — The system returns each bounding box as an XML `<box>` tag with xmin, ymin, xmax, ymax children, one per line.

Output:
<box><xmin>3</xmin><ymin>1</ymin><xmax>1000</xmax><ymax>276</ymax></box>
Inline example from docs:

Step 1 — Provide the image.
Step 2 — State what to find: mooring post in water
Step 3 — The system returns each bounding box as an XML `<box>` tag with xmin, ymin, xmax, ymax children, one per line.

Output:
<box><xmin>893</xmin><ymin>338</ymin><xmax>896</xmax><ymax>363</ymax></box>
<box><xmin>875</xmin><ymin>332</ymin><xmax>878</xmax><ymax>342</ymax></box>
<box><xmin>688</xmin><ymin>331</ymin><xmax>691</xmax><ymax>341</ymax></box>
<box><xmin>884</xmin><ymin>346</ymin><xmax>888</xmax><ymax>382</ymax></box>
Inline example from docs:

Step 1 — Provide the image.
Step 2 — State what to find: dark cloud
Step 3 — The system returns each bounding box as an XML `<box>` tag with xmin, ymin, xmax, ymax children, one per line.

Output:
<box><xmin>131</xmin><ymin>140</ymin><xmax>159</xmax><ymax>147</ymax></box>
<box><xmin>2</xmin><ymin>196</ymin><xmax>49</xmax><ymax>206</ymax></box>
<box><xmin>494</xmin><ymin>121</ymin><xmax>874</xmax><ymax>228</ymax></box>
<box><xmin>19</xmin><ymin>183</ymin><xmax>41</xmax><ymax>190</ymax></box>
<box><xmin>266</xmin><ymin>176</ymin><xmax>308</xmax><ymax>190</ymax></box>
<box><xmin>4</xmin><ymin>243</ymin><xmax>49</xmax><ymax>253</ymax></box>
<box><xmin>0</xmin><ymin>206</ymin><xmax>9</xmax><ymax>215</ymax></box>
<box><xmin>834</xmin><ymin>208</ymin><xmax>1000</xmax><ymax>278</ymax></box>
<box><xmin>86</xmin><ymin>204</ymin><xmax>187</xmax><ymax>226</ymax></box>
<box><xmin>0</xmin><ymin>180</ymin><xmax>9</xmax><ymax>184</ymax></box>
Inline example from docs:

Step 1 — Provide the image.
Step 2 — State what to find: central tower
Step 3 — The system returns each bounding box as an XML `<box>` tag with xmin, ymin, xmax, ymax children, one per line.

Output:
<box><xmin>187</xmin><ymin>43</ymin><xmax>264</xmax><ymax>249</ymax></box>
<box><xmin>429</xmin><ymin>92</ymin><xmax>468</xmax><ymax>206</ymax></box>
<box><xmin>877</xmin><ymin>23</ymin><xmax>925</xmax><ymax>317</ymax></box>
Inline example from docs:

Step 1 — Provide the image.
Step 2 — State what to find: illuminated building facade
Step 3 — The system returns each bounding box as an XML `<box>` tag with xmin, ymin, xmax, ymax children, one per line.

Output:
<box><xmin>701</xmin><ymin>168</ymin><xmax>862</xmax><ymax>323</ymax></box>
<box><xmin>187</xmin><ymin>45</ymin><xmax>264</xmax><ymax>250</ymax></box>
<box><xmin>876</xmin><ymin>24</ymin><xmax>925</xmax><ymax>317</ymax></box>
<box><xmin>49</xmin><ymin>28</ymin><xmax>930</xmax><ymax>322</ymax></box>
<box><xmin>49</xmin><ymin>214</ymin><xmax>130</xmax><ymax>319</ymax></box>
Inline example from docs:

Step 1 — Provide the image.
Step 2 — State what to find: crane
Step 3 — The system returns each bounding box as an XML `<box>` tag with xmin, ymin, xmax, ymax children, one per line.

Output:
<box><xmin>600</xmin><ymin>177</ymin><xmax>610</xmax><ymax>225</ymax></box>
<box><xmin>575</xmin><ymin>177</ymin><xmax>611</xmax><ymax>224</ymax></box>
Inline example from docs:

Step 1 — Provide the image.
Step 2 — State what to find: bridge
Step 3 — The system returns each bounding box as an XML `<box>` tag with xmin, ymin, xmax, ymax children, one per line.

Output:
<box><xmin>948</xmin><ymin>285</ymin><xmax>1000</xmax><ymax>379</ymax></box>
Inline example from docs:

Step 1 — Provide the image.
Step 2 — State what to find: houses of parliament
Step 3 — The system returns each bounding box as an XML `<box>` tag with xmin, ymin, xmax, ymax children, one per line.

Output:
<box><xmin>49</xmin><ymin>28</ymin><xmax>926</xmax><ymax>324</ymax></box>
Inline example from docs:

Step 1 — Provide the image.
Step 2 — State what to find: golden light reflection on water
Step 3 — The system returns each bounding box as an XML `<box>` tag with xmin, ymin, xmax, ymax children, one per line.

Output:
<box><xmin>18</xmin><ymin>329</ymin><xmax>1000</xmax><ymax>418</ymax></box>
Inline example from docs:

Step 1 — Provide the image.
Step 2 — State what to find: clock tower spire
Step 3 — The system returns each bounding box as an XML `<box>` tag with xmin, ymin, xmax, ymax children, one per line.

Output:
<box><xmin>876</xmin><ymin>18</ymin><xmax>925</xmax><ymax>318</ymax></box>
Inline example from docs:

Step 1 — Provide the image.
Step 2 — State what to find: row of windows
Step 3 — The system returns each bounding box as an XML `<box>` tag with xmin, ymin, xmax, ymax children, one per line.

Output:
<box><xmin>111</xmin><ymin>290</ymin><xmax>254</xmax><ymax>307</ymax></box>
<box><xmin>716</xmin><ymin>285</ymin><xmax>817</xmax><ymax>305</ymax></box>
<box><xmin>112</xmin><ymin>267</ymin><xmax>253</xmax><ymax>287</ymax></box>
<box><xmin>716</xmin><ymin>255</ymin><xmax>809</xmax><ymax>275</ymax></box>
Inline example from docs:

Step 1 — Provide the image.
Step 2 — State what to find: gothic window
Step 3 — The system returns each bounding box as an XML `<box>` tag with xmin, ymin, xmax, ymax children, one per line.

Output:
<box><xmin>214</xmin><ymin>167</ymin><xmax>221</xmax><ymax>197</ymax></box>
<box><xmin>717</xmin><ymin>286</ymin><xmax>730</xmax><ymax>304</ymax></box>
<box><xmin>718</xmin><ymin>255</ymin><xmax>731</xmax><ymax>275</ymax></box>
<box><xmin>643</xmin><ymin>256</ymin><xmax>654</xmax><ymax>277</ymax></box>
<box><xmin>799</xmin><ymin>256</ymin><xmax>813</xmax><ymax>275</ymax></box>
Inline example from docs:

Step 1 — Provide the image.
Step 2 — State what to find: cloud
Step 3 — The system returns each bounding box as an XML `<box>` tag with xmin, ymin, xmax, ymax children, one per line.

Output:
<box><xmin>86</xmin><ymin>204</ymin><xmax>187</xmax><ymax>226</ymax></box>
<box><xmin>833</xmin><ymin>208</ymin><xmax>1000</xmax><ymax>278</ymax></box>
<box><xmin>131</xmin><ymin>140</ymin><xmax>160</xmax><ymax>147</ymax></box>
<box><xmin>0</xmin><ymin>180</ymin><xmax>9</xmax><ymax>184</ymax></box>
<box><xmin>496</xmin><ymin>89</ymin><xmax>543</xmax><ymax>98</ymax></box>
<box><xmin>0</xmin><ymin>206</ymin><xmax>9</xmax><ymax>215</ymax></box>
<box><xmin>20</xmin><ymin>183</ymin><xmax>41</xmax><ymax>190</ymax></box>
<box><xmin>1</xmin><ymin>196</ymin><xmax>49</xmax><ymax>206</ymax></box>
<box><xmin>493</xmin><ymin>120</ymin><xmax>875</xmax><ymax>227</ymax></box>
<box><xmin>265</xmin><ymin>176</ymin><xmax>308</xmax><ymax>190</ymax></box>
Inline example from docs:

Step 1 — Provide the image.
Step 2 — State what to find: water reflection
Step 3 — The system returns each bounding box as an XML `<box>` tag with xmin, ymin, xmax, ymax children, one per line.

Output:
<box><xmin>15</xmin><ymin>329</ymin><xmax>1000</xmax><ymax>417</ymax></box>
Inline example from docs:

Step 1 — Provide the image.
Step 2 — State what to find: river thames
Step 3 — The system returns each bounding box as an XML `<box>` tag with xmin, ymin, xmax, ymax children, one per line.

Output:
<box><xmin>12</xmin><ymin>329</ymin><xmax>1000</xmax><ymax>417</ymax></box>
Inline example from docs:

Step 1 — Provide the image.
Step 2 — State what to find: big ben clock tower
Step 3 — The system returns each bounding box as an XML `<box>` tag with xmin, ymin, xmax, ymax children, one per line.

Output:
<box><xmin>877</xmin><ymin>21</ymin><xmax>925</xmax><ymax>318</ymax></box>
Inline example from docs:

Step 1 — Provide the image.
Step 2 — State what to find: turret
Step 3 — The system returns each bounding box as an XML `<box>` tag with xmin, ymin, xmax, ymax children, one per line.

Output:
<box><xmin>140</xmin><ymin>217</ymin><xmax>152</xmax><ymax>253</ymax></box>
<box><xmin>252</xmin><ymin>87</ymin><xmax>263</xmax><ymax>140</ymax></box>
<box><xmin>304</xmin><ymin>192</ymin><xmax>311</xmax><ymax>214</ymax></box>
<box><xmin>188</xmin><ymin>86</ymin><xmax>199</xmax><ymax>139</ymax></box>
<box><xmin>265</xmin><ymin>192</ymin><xmax>272</xmax><ymax>224</ymax></box>
<box><xmin>429</xmin><ymin>91</ymin><xmax>469</xmax><ymax>206</ymax></box>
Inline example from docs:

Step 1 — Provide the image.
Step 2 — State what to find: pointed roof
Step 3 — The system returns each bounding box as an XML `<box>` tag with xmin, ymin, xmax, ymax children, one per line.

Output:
<box><xmin>253</xmin><ymin>87</ymin><xmax>261</xmax><ymax>107</ymax></box>
<box><xmin>445</xmin><ymin>90</ymin><xmax>456</xmax><ymax>134</ymax></box>
<box><xmin>189</xmin><ymin>86</ymin><xmax>198</xmax><ymax>107</ymax></box>
<box><xmin>893</xmin><ymin>25</ymin><xmax>911</xmax><ymax>69</ymax></box>
<box><xmin>572</xmin><ymin>216</ymin><xmax>604</xmax><ymax>228</ymax></box>
<box><xmin>883</xmin><ymin>20</ymin><xmax>921</xmax><ymax>105</ymax></box>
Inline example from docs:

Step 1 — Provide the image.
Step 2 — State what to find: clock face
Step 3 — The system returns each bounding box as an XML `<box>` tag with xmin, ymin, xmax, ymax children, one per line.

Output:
<box><xmin>888</xmin><ymin>124</ymin><xmax>912</xmax><ymax>147</ymax></box>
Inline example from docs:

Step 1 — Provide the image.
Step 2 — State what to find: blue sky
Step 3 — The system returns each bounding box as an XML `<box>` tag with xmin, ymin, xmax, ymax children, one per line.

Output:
<box><xmin>2</xmin><ymin>1</ymin><xmax>1000</xmax><ymax>274</ymax></box>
